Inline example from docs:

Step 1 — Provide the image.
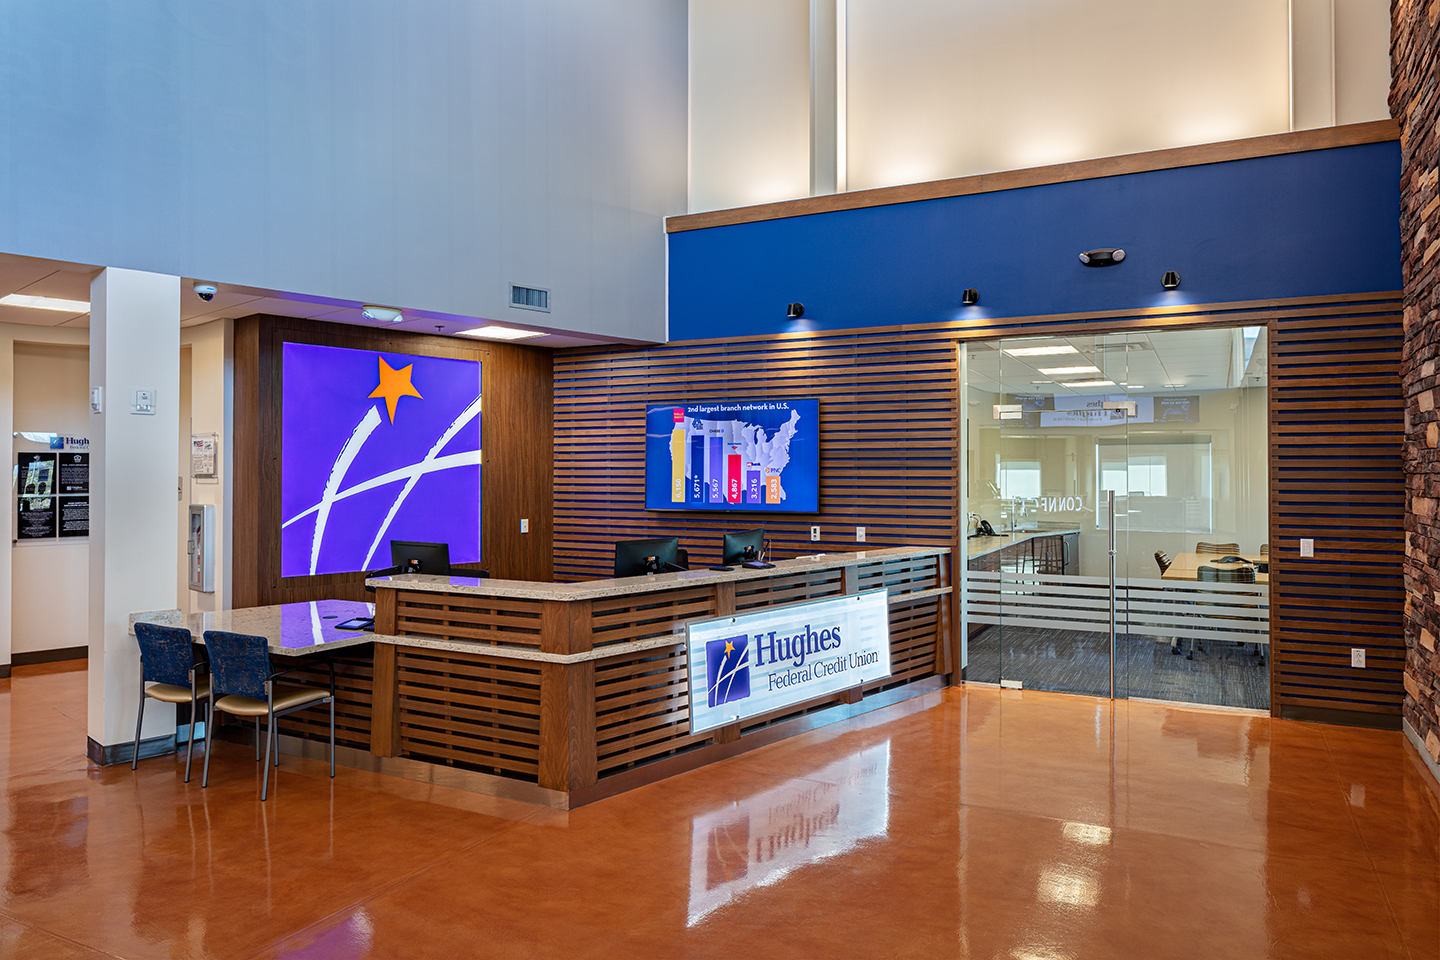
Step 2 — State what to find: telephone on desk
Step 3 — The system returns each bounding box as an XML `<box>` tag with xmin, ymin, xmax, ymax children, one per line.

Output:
<box><xmin>971</xmin><ymin>519</ymin><xmax>997</xmax><ymax>538</ymax></box>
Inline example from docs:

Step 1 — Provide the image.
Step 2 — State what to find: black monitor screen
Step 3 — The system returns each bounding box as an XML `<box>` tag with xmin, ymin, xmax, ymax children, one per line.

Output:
<box><xmin>390</xmin><ymin>540</ymin><xmax>451</xmax><ymax>577</ymax></box>
<box><xmin>722</xmin><ymin>529</ymin><xmax>765</xmax><ymax>565</ymax></box>
<box><xmin>614</xmin><ymin>537</ymin><xmax>681</xmax><ymax>577</ymax></box>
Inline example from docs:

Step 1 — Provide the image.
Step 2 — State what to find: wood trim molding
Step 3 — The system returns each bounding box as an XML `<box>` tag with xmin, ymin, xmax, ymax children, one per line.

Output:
<box><xmin>666</xmin><ymin>120</ymin><xmax>1400</xmax><ymax>233</ymax></box>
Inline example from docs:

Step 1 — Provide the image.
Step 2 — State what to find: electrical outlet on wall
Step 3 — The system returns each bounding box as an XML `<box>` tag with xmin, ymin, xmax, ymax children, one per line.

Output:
<box><xmin>1351</xmin><ymin>648</ymin><xmax>1366</xmax><ymax>669</ymax></box>
<box><xmin>810</xmin><ymin>526</ymin><xmax>821</xmax><ymax>541</ymax></box>
<box><xmin>856</xmin><ymin>526</ymin><xmax>866</xmax><ymax>542</ymax></box>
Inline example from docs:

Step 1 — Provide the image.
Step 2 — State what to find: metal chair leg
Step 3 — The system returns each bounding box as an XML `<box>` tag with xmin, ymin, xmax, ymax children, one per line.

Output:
<box><xmin>202</xmin><ymin>709</ymin><xmax>215</xmax><ymax>788</ymax></box>
<box><xmin>183</xmin><ymin>692</ymin><xmax>198</xmax><ymax>783</ymax></box>
<box><xmin>273</xmin><ymin>717</ymin><xmax>280</xmax><ymax>767</ymax></box>
<box><xmin>132</xmin><ymin>682</ymin><xmax>146</xmax><ymax>770</ymax></box>
<box><xmin>255</xmin><ymin>717</ymin><xmax>262</xmax><ymax>761</ymax></box>
<box><xmin>261</xmin><ymin>710</ymin><xmax>274</xmax><ymax>801</ymax></box>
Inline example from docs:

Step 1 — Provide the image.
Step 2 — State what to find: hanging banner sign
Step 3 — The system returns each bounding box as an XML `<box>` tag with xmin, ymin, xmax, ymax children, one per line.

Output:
<box><xmin>686</xmin><ymin>589</ymin><xmax>891</xmax><ymax>736</ymax></box>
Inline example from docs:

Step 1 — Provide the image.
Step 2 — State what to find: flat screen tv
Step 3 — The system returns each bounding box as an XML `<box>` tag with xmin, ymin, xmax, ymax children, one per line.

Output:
<box><xmin>644</xmin><ymin>399</ymin><xmax>819</xmax><ymax>513</ymax></box>
<box><xmin>280</xmin><ymin>342</ymin><xmax>482</xmax><ymax>578</ymax></box>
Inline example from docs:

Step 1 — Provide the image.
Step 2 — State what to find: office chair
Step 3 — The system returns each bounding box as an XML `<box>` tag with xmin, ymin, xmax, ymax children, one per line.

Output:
<box><xmin>1195</xmin><ymin>541</ymin><xmax>1240</xmax><ymax>555</ymax></box>
<box><xmin>132</xmin><ymin>622</ymin><xmax>211</xmax><ymax>783</ymax></box>
<box><xmin>1154</xmin><ymin>551</ymin><xmax>1172</xmax><ymax>575</ymax></box>
<box><xmin>202</xmin><ymin>631</ymin><xmax>335</xmax><ymax>801</ymax></box>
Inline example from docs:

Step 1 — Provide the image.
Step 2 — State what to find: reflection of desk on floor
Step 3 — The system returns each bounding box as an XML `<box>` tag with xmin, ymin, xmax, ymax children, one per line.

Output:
<box><xmin>1161</xmin><ymin>552</ymin><xmax>1268</xmax><ymax>584</ymax></box>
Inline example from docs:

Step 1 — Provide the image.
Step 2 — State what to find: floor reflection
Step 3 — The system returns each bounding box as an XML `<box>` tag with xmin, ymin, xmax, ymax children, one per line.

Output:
<box><xmin>687</xmin><ymin>741</ymin><xmax>891</xmax><ymax>926</ymax></box>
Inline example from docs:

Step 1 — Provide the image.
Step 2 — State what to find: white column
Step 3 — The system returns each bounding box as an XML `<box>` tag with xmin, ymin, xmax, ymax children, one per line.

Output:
<box><xmin>87</xmin><ymin>268</ymin><xmax>181</xmax><ymax>761</ymax></box>
<box><xmin>809</xmin><ymin>0</ymin><xmax>844</xmax><ymax>196</ymax></box>
<box><xmin>0</xmin><ymin>333</ymin><xmax>12</xmax><ymax>676</ymax></box>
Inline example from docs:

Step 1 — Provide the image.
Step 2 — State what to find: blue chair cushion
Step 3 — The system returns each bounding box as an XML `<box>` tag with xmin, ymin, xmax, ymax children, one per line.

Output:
<box><xmin>134</xmin><ymin>621</ymin><xmax>199</xmax><ymax>687</ymax></box>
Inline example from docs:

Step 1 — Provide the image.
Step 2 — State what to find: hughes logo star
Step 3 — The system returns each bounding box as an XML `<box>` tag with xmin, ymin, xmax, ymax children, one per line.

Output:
<box><xmin>705</xmin><ymin>635</ymin><xmax>750</xmax><ymax>708</ymax></box>
<box><xmin>369</xmin><ymin>356</ymin><xmax>423</xmax><ymax>423</ymax></box>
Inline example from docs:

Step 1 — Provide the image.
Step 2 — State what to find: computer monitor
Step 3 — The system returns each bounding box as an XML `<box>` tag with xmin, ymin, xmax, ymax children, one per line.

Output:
<box><xmin>613</xmin><ymin>537</ymin><xmax>683</xmax><ymax>577</ymax></box>
<box><xmin>721</xmin><ymin>529</ymin><xmax>766</xmax><ymax>565</ymax></box>
<box><xmin>389</xmin><ymin>540</ymin><xmax>451</xmax><ymax>577</ymax></box>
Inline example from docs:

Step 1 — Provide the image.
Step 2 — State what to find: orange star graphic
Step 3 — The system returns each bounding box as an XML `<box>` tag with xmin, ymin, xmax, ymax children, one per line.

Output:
<box><xmin>723</xmin><ymin>640</ymin><xmax>735</xmax><ymax>658</ymax></box>
<box><xmin>368</xmin><ymin>356</ymin><xmax>423</xmax><ymax>424</ymax></box>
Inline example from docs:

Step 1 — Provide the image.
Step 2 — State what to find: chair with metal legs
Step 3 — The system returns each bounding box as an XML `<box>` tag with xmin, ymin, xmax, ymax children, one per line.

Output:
<box><xmin>201</xmin><ymin>630</ymin><xmax>335</xmax><ymax>801</ymax></box>
<box><xmin>132</xmin><ymin>622</ymin><xmax>211</xmax><ymax>782</ymax></box>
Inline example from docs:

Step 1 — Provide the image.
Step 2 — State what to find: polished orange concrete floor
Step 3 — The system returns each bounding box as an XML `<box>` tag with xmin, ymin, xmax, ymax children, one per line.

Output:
<box><xmin>2</xmin><ymin>661</ymin><xmax>1438</xmax><ymax>959</ymax></box>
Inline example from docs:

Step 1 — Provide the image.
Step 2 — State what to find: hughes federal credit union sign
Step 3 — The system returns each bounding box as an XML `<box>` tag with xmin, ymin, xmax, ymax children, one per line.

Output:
<box><xmin>686</xmin><ymin>590</ymin><xmax>891</xmax><ymax>735</ymax></box>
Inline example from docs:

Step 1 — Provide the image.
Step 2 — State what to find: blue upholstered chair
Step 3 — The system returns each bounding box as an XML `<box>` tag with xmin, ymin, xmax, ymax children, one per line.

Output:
<box><xmin>201</xmin><ymin>630</ymin><xmax>335</xmax><ymax>800</ymax></box>
<box><xmin>132</xmin><ymin>621</ymin><xmax>211</xmax><ymax>782</ymax></box>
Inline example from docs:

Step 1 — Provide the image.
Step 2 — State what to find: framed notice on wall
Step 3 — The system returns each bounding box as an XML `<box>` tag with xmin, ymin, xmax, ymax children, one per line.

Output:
<box><xmin>15</xmin><ymin>451</ymin><xmax>57</xmax><ymax>539</ymax></box>
<box><xmin>14</xmin><ymin>450</ymin><xmax>88</xmax><ymax>540</ymax></box>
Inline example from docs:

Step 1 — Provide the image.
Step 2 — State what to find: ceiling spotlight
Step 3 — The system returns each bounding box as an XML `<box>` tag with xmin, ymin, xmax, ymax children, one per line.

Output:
<box><xmin>193</xmin><ymin>283</ymin><xmax>217</xmax><ymax>302</ymax></box>
<box><xmin>1079</xmin><ymin>248</ymin><xmax>1125</xmax><ymax>267</ymax></box>
<box><xmin>786</xmin><ymin>303</ymin><xmax>805</xmax><ymax>319</ymax></box>
<box><xmin>361</xmin><ymin>305</ymin><xmax>404</xmax><ymax>323</ymax></box>
<box><xmin>961</xmin><ymin>288</ymin><xmax>980</xmax><ymax>305</ymax></box>
<box><xmin>1161</xmin><ymin>271</ymin><xmax>1181</xmax><ymax>289</ymax></box>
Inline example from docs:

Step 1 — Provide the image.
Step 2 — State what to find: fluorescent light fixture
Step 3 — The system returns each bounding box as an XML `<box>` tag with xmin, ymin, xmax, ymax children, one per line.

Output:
<box><xmin>457</xmin><ymin>325</ymin><xmax>545</xmax><ymax>341</ymax></box>
<box><xmin>1031</xmin><ymin>380</ymin><xmax>1054</xmax><ymax>384</ymax></box>
<box><xmin>1003</xmin><ymin>345</ymin><xmax>1078</xmax><ymax>357</ymax></box>
<box><xmin>0</xmin><ymin>294</ymin><xmax>89</xmax><ymax>313</ymax></box>
<box><xmin>1060</xmin><ymin>379</ymin><xmax>1117</xmax><ymax>388</ymax></box>
<box><xmin>1038</xmin><ymin>365</ymin><xmax>1101</xmax><ymax>375</ymax></box>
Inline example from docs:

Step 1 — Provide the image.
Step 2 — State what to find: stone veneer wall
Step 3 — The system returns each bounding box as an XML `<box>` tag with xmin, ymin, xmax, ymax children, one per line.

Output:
<box><xmin>1397</xmin><ymin>0</ymin><xmax>1440</xmax><ymax>760</ymax></box>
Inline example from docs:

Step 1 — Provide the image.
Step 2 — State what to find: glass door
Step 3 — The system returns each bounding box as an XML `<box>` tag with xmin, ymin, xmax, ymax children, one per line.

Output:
<box><xmin>961</xmin><ymin>327</ymin><xmax>1270</xmax><ymax>709</ymax></box>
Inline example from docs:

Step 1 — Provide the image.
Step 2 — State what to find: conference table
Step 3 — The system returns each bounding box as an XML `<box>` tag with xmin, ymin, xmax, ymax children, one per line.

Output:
<box><xmin>1160</xmin><ymin>552</ymin><xmax>1269</xmax><ymax>585</ymax></box>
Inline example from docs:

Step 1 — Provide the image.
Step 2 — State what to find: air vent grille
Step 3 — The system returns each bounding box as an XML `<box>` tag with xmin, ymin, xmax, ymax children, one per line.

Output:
<box><xmin>510</xmin><ymin>284</ymin><xmax>550</xmax><ymax>313</ymax></box>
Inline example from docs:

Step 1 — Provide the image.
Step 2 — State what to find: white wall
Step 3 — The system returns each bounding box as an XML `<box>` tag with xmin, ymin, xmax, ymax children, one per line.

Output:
<box><xmin>0</xmin><ymin>1</ymin><xmax>688</xmax><ymax>344</ymax></box>
<box><xmin>689</xmin><ymin>0</ymin><xmax>811</xmax><ymax>212</ymax></box>
<box><xmin>178</xmin><ymin>319</ymin><xmax>233</xmax><ymax>616</ymax></box>
<box><xmin>688</xmin><ymin>0</ymin><xmax>1394</xmax><ymax>211</ymax></box>
<box><xmin>0</xmin><ymin>324</ymin><xmax>90</xmax><ymax>667</ymax></box>
<box><xmin>11</xmin><ymin>341</ymin><xmax>90</xmax><ymax>656</ymax></box>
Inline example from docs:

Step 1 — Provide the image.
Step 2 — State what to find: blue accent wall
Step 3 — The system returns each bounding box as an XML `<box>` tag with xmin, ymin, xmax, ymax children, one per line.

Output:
<box><xmin>668</xmin><ymin>142</ymin><xmax>1401</xmax><ymax>340</ymax></box>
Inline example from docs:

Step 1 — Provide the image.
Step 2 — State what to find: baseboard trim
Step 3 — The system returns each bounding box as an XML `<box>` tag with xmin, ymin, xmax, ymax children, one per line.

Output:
<box><xmin>87</xmin><ymin>734</ymin><xmax>176</xmax><ymax>766</ymax></box>
<box><xmin>12</xmin><ymin>647</ymin><xmax>87</xmax><ymax>667</ymax></box>
<box><xmin>1279</xmin><ymin>704</ymin><xmax>1402</xmax><ymax>730</ymax></box>
<box><xmin>1402</xmin><ymin>719</ymin><xmax>1440</xmax><ymax>798</ymax></box>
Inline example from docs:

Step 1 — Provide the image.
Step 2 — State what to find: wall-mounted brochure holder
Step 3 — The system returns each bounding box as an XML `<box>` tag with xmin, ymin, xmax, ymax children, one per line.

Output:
<box><xmin>187</xmin><ymin>504</ymin><xmax>215</xmax><ymax>592</ymax></box>
<box><xmin>191</xmin><ymin>433</ymin><xmax>218</xmax><ymax>480</ymax></box>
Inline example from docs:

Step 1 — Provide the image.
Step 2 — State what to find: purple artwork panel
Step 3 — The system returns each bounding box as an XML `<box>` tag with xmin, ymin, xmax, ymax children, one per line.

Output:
<box><xmin>280</xmin><ymin>342</ymin><xmax>482</xmax><ymax>578</ymax></box>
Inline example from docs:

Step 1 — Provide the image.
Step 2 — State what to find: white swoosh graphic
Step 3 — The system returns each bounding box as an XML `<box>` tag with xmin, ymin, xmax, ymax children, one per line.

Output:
<box><xmin>310</xmin><ymin>406</ymin><xmax>383</xmax><ymax>575</ymax></box>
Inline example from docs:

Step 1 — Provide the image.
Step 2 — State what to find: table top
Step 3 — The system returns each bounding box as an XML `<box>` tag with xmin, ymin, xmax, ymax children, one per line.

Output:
<box><xmin>129</xmin><ymin>600</ymin><xmax>379</xmax><ymax>656</ymax></box>
<box><xmin>1160</xmin><ymin>552</ymin><xmax>1269</xmax><ymax>584</ymax></box>
<box><xmin>367</xmin><ymin>545</ymin><xmax>951</xmax><ymax>601</ymax></box>
<box><xmin>964</xmin><ymin>527</ymin><xmax>1079</xmax><ymax>560</ymax></box>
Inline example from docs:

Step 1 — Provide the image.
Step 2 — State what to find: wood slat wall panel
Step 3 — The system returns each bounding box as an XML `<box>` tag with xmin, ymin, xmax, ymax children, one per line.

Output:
<box><xmin>394</xmin><ymin>593</ymin><xmax>546</xmax><ymax>648</ymax></box>
<box><xmin>1269</xmin><ymin>303</ymin><xmax>1406</xmax><ymax>716</ymax></box>
<box><xmin>396</xmin><ymin>649</ymin><xmax>543</xmax><ymax>779</ymax></box>
<box><xmin>274</xmin><ymin>647</ymin><xmax>376</xmax><ymax>750</ymax></box>
<box><xmin>558</xmin><ymin>291</ymin><xmax>1404</xmax><ymax>720</ymax></box>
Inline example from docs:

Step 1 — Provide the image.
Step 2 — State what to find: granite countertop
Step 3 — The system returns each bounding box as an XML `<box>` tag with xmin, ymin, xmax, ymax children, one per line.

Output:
<box><xmin>367</xmin><ymin>545</ymin><xmax>952</xmax><ymax>601</ymax></box>
<box><xmin>964</xmin><ymin>527</ymin><xmax>1080</xmax><ymax>559</ymax></box>
<box><xmin>129</xmin><ymin>600</ymin><xmax>381</xmax><ymax>656</ymax></box>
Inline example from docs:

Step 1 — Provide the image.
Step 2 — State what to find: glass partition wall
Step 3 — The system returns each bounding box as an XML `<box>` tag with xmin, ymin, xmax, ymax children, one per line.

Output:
<box><xmin>961</xmin><ymin>327</ymin><xmax>1270</xmax><ymax>709</ymax></box>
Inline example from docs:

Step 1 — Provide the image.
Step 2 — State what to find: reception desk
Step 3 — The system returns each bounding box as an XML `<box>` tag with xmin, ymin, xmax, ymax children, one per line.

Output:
<box><xmin>139</xmin><ymin>546</ymin><xmax>952</xmax><ymax>808</ymax></box>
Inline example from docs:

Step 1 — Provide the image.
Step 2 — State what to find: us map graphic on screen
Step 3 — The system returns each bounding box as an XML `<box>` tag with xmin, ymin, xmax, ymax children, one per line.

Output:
<box><xmin>280</xmin><ymin>343</ymin><xmax>482</xmax><ymax>578</ymax></box>
<box><xmin>644</xmin><ymin>399</ymin><xmax>819</xmax><ymax>512</ymax></box>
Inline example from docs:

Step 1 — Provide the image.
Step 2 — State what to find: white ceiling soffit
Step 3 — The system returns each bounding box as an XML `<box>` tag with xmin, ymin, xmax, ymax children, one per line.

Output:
<box><xmin>0</xmin><ymin>251</ymin><xmax>636</xmax><ymax>347</ymax></box>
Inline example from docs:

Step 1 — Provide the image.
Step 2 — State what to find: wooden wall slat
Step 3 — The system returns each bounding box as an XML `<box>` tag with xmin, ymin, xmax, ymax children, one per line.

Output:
<box><xmin>1269</xmin><ymin>304</ymin><xmax>1406</xmax><ymax>716</ymax></box>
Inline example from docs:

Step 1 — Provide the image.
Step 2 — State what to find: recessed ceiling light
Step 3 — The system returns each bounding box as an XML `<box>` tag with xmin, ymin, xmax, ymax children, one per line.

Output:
<box><xmin>1060</xmin><ymin>379</ymin><xmax>1117</xmax><ymax>388</ymax></box>
<box><xmin>457</xmin><ymin>325</ymin><xmax>545</xmax><ymax>340</ymax></box>
<box><xmin>360</xmin><ymin>305</ymin><xmax>404</xmax><ymax>323</ymax></box>
<box><xmin>0</xmin><ymin>294</ymin><xmax>89</xmax><ymax>313</ymax></box>
<box><xmin>1038</xmin><ymin>365</ymin><xmax>1101</xmax><ymax>375</ymax></box>
<box><xmin>1004</xmin><ymin>345</ymin><xmax>1078</xmax><ymax>357</ymax></box>
<box><xmin>1031</xmin><ymin>380</ymin><xmax>1055</xmax><ymax>384</ymax></box>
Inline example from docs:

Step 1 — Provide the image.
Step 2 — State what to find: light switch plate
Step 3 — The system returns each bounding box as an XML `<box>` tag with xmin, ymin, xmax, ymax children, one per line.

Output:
<box><xmin>1300</xmin><ymin>538</ymin><xmax>1314</xmax><ymax>558</ymax></box>
<box><xmin>856</xmin><ymin>526</ymin><xmax>866</xmax><ymax>542</ymax></box>
<box><xmin>1351</xmin><ymin>648</ymin><xmax>1366</xmax><ymax>669</ymax></box>
<box><xmin>810</xmin><ymin>526</ymin><xmax>821</xmax><ymax>541</ymax></box>
<box><xmin>131</xmin><ymin>388</ymin><xmax>156</xmax><ymax>415</ymax></box>
<box><xmin>520</xmin><ymin>518</ymin><xmax>529</xmax><ymax>533</ymax></box>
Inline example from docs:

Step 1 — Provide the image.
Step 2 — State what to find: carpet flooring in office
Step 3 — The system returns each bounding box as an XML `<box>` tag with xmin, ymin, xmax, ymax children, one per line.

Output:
<box><xmin>2</xmin><ymin>660</ymin><xmax>1437</xmax><ymax>959</ymax></box>
<box><xmin>966</xmin><ymin>625</ymin><xmax>1270</xmax><ymax>709</ymax></box>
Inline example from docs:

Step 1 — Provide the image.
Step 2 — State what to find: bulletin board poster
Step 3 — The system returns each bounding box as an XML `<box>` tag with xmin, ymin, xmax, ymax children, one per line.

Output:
<box><xmin>16</xmin><ymin>452</ymin><xmax>57</xmax><ymax>539</ymax></box>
